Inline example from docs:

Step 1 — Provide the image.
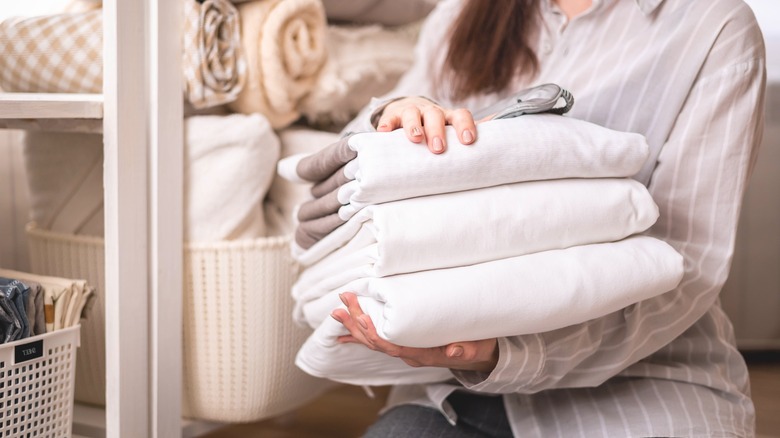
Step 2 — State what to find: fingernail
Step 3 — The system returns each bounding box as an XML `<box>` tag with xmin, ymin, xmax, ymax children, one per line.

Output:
<box><xmin>330</xmin><ymin>312</ymin><xmax>342</xmax><ymax>323</ymax></box>
<box><xmin>433</xmin><ymin>137</ymin><xmax>444</xmax><ymax>152</ymax></box>
<box><xmin>339</xmin><ymin>293</ymin><xmax>348</xmax><ymax>306</ymax></box>
<box><xmin>462</xmin><ymin>130</ymin><xmax>473</xmax><ymax>143</ymax></box>
<box><xmin>449</xmin><ymin>346</ymin><xmax>463</xmax><ymax>358</ymax></box>
<box><xmin>411</xmin><ymin>127</ymin><xmax>422</xmax><ymax>137</ymax></box>
<box><xmin>378</xmin><ymin>123</ymin><xmax>388</xmax><ymax>130</ymax></box>
<box><xmin>357</xmin><ymin>316</ymin><xmax>368</xmax><ymax>330</ymax></box>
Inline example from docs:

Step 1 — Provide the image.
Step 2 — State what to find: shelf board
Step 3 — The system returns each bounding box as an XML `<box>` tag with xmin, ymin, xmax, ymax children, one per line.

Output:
<box><xmin>0</xmin><ymin>93</ymin><xmax>103</xmax><ymax>119</ymax></box>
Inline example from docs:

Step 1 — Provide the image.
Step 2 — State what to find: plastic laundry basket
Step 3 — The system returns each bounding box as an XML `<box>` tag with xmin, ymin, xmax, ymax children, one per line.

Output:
<box><xmin>26</xmin><ymin>223</ymin><xmax>334</xmax><ymax>423</ymax></box>
<box><xmin>0</xmin><ymin>325</ymin><xmax>80</xmax><ymax>438</ymax></box>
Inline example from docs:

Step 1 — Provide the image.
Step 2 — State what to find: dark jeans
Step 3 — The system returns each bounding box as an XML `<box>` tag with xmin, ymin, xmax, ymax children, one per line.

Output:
<box><xmin>363</xmin><ymin>391</ymin><xmax>513</xmax><ymax>438</ymax></box>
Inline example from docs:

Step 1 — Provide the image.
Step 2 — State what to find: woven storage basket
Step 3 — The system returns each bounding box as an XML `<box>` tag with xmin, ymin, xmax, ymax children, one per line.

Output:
<box><xmin>0</xmin><ymin>325</ymin><xmax>80</xmax><ymax>437</ymax></box>
<box><xmin>26</xmin><ymin>224</ymin><xmax>334</xmax><ymax>422</ymax></box>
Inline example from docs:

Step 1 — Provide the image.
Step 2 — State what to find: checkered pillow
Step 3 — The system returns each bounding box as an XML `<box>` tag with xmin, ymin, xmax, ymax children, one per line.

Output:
<box><xmin>0</xmin><ymin>10</ymin><xmax>102</xmax><ymax>93</ymax></box>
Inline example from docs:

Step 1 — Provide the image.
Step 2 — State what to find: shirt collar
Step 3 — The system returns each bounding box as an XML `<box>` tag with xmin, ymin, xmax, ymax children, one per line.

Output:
<box><xmin>542</xmin><ymin>0</ymin><xmax>665</xmax><ymax>17</ymax></box>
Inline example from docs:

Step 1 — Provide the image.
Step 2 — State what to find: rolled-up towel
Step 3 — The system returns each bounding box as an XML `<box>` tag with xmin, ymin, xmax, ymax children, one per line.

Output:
<box><xmin>0</xmin><ymin>1</ymin><xmax>246</xmax><ymax>109</ymax></box>
<box><xmin>183</xmin><ymin>0</ymin><xmax>247</xmax><ymax>109</ymax></box>
<box><xmin>229</xmin><ymin>0</ymin><xmax>327</xmax><ymax>128</ymax></box>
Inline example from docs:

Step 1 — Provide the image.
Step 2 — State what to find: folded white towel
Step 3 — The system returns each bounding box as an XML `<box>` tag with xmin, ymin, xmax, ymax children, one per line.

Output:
<box><xmin>299</xmin><ymin>236</ymin><xmax>684</xmax><ymax>348</ymax></box>
<box><xmin>291</xmin><ymin>179</ymin><xmax>661</xmax><ymax>318</ymax></box>
<box><xmin>278</xmin><ymin>115</ymin><xmax>651</xmax><ymax>223</ymax></box>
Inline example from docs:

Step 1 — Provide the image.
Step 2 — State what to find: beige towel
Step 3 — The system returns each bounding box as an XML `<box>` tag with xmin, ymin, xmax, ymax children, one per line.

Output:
<box><xmin>229</xmin><ymin>0</ymin><xmax>327</xmax><ymax>129</ymax></box>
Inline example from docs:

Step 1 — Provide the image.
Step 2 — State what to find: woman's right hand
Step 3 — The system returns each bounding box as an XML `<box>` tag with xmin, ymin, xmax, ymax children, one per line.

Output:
<box><xmin>375</xmin><ymin>96</ymin><xmax>477</xmax><ymax>154</ymax></box>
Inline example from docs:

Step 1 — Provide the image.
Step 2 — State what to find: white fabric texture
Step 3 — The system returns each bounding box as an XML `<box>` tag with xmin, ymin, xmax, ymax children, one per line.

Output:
<box><xmin>299</xmin><ymin>22</ymin><xmax>421</xmax><ymax>127</ymax></box>
<box><xmin>278</xmin><ymin>114</ymin><xmax>650</xmax><ymax>221</ymax></box>
<box><xmin>184</xmin><ymin>113</ymin><xmax>280</xmax><ymax>241</ymax></box>
<box><xmin>292</xmin><ymin>177</ymin><xmax>660</xmax><ymax>277</ymax></box>
<box><xmin>23</xmin><ymin>114</ymin><xmax>280</xmax><ymax>242</ymax></box>
<box><xmin>228</xmin><ymin>0</ymin><xmax>327</xmax><ymax>129</ymax></box>
<box><xmin>296</xmin><ymin>236</ymin><xmax>684</xmax><ymax>385</ymax></box>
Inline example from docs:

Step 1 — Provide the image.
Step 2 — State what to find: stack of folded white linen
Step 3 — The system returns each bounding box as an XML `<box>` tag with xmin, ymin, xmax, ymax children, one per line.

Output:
<box><xmin>278</xmin><ymin>114</ymin><xmax>685</xmax><ymax>386</ymax></box>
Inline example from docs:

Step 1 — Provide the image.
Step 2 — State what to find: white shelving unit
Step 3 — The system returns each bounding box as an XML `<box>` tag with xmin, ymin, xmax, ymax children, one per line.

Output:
<box><xmin>0</xmin><ymin>1</ymin><xmax>187</xmax><ymax>436</ymax></box>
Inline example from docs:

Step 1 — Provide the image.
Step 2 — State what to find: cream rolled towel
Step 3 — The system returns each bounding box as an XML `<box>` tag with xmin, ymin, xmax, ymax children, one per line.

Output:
<box><xmin>229</xmin><ymin>0</ymin><xmax>327</xmax><ymax>128</ymax></box>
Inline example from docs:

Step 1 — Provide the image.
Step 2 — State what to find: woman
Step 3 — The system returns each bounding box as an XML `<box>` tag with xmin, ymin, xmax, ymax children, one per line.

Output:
<box><xmin>335</xmin><ymin>0</ymin><xmax>766</xmax><ymax>436</ymax></box>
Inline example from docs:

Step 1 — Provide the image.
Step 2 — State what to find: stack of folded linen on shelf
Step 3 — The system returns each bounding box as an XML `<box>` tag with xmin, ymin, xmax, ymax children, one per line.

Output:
<box><xmin>0</xmin><ymin>0</ymin><xmax>247</xmax><ymax>110</ymax></box>
<box><xmin>0</xmin><ymin>268</ymin><xmax>93</xmax><ymax>342</ymax></box>
<box><xmin>278</xmin><ymin>114</ymin><xmax>686</xmax><ymax>386</ymax></box>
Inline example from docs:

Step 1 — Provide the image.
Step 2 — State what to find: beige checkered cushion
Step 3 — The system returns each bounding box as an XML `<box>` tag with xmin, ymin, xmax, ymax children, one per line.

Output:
<box><xmin>0</xmin><ymin>10</ymin><xmax>103</xmax><ymax>93</ymax></box>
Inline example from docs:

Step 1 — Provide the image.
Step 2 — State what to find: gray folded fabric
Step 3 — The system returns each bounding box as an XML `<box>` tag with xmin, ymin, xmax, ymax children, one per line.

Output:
<box><xmin>295</xmin><ymin>213</ymin><xmax>345</xmax><ymax>250</ymax></box>
<box><xmin>295</xmin><ymin>135</ymin><xmax>355</xmax><ymax>183</ymax></box>
<box><xmin>0</xmin><ymin>278</ymin><xmax>31</xmax><ymax>339</ymax></box>
<box><xmin>25</xmin><ymin>281</ymin><xmax>46</xmax><ymax>336</ymax></box>
<box><xmin>310</xmin><ymin>164</ymin><xmax>351</xmax><ymax>198</ymax></box>
<box><xmin>297</xmin><ymin>188</ymin><xmax>342</xmax><ymax>222</ymax></box>
<box><xmin>0</xmin><ymin>292</ymin><xmax>22</xmax><ymax>343</ymax></box>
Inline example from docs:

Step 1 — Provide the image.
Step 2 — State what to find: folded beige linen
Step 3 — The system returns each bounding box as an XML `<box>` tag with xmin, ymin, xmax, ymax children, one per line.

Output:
<box><xmin>229</xmin><ymin>0</ymin><xmax>327</xmax><ymax>128</ymax></box>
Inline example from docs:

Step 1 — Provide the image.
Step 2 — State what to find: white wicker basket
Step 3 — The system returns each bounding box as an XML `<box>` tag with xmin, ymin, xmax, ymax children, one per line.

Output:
<box><xmin>0</xmin><ymin>325</ymin><xmax>80</xmax><ymax>437</ymax></box>
<box><xmin>26</xmin><ymin>224</ymin><xmax>334</xmax><ymax>423</ymax></box>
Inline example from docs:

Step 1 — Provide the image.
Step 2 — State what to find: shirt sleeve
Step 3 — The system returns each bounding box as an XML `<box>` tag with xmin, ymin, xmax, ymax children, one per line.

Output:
<box><xmin>452</xmin><ymin>19</ymin><xmax>767</xmax><ymax>394</ymax></box>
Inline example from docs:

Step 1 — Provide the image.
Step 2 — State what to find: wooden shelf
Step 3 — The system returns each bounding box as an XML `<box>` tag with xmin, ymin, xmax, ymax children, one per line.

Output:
<box><xmin>0</xmin><ymin>93</ymin><xmax>103</xmax><ymax>119</ymax></box>
<box><xmin>0</xmin><ymin>93</ymin><xmax>103</xmax><ymax>132</ymax></box>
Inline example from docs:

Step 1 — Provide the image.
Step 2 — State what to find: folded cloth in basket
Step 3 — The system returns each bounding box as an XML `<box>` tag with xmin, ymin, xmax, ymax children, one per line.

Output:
<box><xmin>278</xmin><ymin>115</ymin><xmax>651</xmax><ymax>249</ymax></box>
<box><xmin>295</xmin><ymin>235</ymin><xmax>685</xmax><ymax>385</ymax></box>
<box><xmin>291</xmin><ymin>178</ymin><xmax>660</xmax><ymax>295</ymax></box>
<box><xmin>228</xmin><ymin>0</ymin><xmax>327</xmax><ymax>128</ymax></box>
<box><xmin>0</xmin><ymin>269</ymin><xmax>94</xmax><ymax>333</ymax></box>
<box><xmin>0</xmin><ymin>1</ymin><xmax>246</xmax><ymax>109</ymax></box>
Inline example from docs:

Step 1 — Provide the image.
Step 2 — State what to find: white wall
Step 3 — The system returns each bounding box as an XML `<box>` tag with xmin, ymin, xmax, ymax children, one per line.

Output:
<box><xmin>0</xmin><ymin>131</ymin><xmax>31</xmax><ymax>271</ymax></box>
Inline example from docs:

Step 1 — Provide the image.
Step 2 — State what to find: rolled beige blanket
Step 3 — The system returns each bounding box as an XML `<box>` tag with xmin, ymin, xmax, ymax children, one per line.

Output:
<box><xmin>228</xmin><ymin>0</ymin><xmax>327</xmax><ymax>129</ymax></box>
<box><xmin>0</xmin><ymin>1</ymin><xmax>246</xmax><ymax>110</ymax></box>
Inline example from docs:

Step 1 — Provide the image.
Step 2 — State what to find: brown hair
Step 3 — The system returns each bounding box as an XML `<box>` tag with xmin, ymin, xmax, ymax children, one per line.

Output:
<box><xmin>441</xmin><ymin>0</ymin><xmax>540</xmax><ymax>101</ymax></box>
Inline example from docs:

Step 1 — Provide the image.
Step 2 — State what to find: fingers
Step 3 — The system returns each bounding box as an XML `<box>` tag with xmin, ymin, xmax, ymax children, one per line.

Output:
<box><xmin>421</xmin><ymin>107</ymin><xmax>447</xmax><ymax>154</ymax></box>
<box><xmin>401</xmin><ymin>107</ymin><xmax>424</xmax><ymax>144</ymax></box>
<box><xmin>376</xmin><ymin>113</ymin><xmax>400</xmax><ymax>132</ymax></box>
<box><xmin>445</xmin><ymin>108</ymin><xmax>477</xmax><ymax>145</ymax></box>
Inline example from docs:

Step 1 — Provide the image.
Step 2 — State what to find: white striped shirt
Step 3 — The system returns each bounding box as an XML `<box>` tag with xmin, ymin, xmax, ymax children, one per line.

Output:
<box><xmin>346</xmin><ymin>0</ymin><xmax>767</xmax><ymax>436</ymax></box>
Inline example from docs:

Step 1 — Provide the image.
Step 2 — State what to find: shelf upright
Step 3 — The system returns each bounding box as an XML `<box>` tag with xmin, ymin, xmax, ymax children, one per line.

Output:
<box><xmin>102</xmin><ymin>0</ymin><xmax>183</xmax><ymax>437</ymax></box>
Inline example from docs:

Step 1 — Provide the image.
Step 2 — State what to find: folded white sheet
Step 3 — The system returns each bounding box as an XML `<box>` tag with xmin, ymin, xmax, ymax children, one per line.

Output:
<box><xmin>291</xmin><ymin>179</ymin><xmax>662</xmax><ymax>320</ymax></box>
<box><xmin>292</xmin><ymin>178</ymin><xmax>659</xmax><ymax>275</ymax></box>
<box><xmin>295</xmin><ymin>316</ymin><xmax>454</xmax><ymax>386</ymax></box>
<box><xmin>298</xmin><ymin>236</ymin><xmax>684</xmax><ymax>348</ymax></box>
<box><xmin>278</xmin><ymin>115</ymin><xmax>650</xmax><ymax>222</ymax></box>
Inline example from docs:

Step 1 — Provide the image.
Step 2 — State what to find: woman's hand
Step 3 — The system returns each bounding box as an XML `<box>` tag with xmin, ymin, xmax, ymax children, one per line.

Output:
<box><xmin>375</xmin><ymin>97</ymin><xmax>477</xmax><ymax>154</ymax></box>
<box><xmin>331</xmin><ymin>292</ymin><xmax>499</xmax><ymax>373</ymax></box>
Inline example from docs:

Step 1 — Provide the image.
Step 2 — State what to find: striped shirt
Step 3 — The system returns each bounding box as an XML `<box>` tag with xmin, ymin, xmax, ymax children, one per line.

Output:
<box><xmin>345</xmin><ymin>0</ymin><xmax>767</xmax><ymax>436</ymax></box>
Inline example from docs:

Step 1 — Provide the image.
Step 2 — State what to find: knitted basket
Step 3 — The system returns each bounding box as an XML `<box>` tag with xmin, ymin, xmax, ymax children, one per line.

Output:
<box><xmin>26</xmin><ymin>223</ymin><xmax>334</xmax><ymax>422</ymax></box>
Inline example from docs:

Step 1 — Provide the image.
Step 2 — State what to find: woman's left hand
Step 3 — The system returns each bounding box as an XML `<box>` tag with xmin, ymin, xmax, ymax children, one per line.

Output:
<box><xmin>331</xmin><ymin>292</ymin><xmax>499</xmax><ymax>373</ymax></box>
